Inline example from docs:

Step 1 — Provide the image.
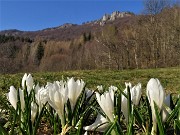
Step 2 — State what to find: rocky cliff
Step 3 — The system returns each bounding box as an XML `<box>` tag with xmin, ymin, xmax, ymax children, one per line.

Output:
<box><xmin>100</xmin><ymin>11</ymin><xmax>134</xmax><ymax>26</ymax></box>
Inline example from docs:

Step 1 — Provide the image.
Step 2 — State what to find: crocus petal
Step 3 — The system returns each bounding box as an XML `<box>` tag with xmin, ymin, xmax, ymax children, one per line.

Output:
<box><xmin>22</xmin><ymin>73</ymin><xmax>27</xmax><ymax>89</ymax></box>
<box><xmin>67</xmin><ymin>78</ymin><xmax>85</xmax><ymax>111</ymax></box>
<box><xmin>26</xmin><ymin>74</ymin><xmax>34</xmax><ymax>94</ymax></box>
<box><xmin>7</xmin><ymin>86</ymin><xmax>18</xmax><ymax>110</ymax></box>
<box><xmin>121</xmin><ymin>83</ymin><xmax>130</xmax><ymax>121</ymax></box>
<box><xmin>67</xmin><ymin>78</ymin><xmax>77</xmax><ymax>110</ymax></box>
<box><xmin>125</xmin><ymin>82</ymin><xmax>132</xmax><ymax>89</ymax></box>
<box><xmin>19</xmin><ymin>88</ymin><xmax>25</xmax><ymax>111</ymax></box>
<box><xmin>97</xmin><ymin>85</ymin><xmax>103</xmax><ymax>93</ymax></box>
<box><xmin>47</xmin><ymin>82</ymin><xmax>58</xmax><ymax>110</ymax></box>
<box><xmin>34</xmin><ymin>83</ymin><xmax>40</xmax><ymax>94</ymax></box>
<box><xmin>104</xmin><ymin>92</ymin><xmax>114</xmax><ymax>121</ymax></box>
<box><xmin>131</xmin><ymin>83</ymin><xmax>142</xmax><ymax>105</ymax></box>
<box><xmin>21</xmin><ymin>73</ymin><xmax>34</xmax><ymax>94</ymax></box>
<box><xmin>74</xmin><ymin>79</ymin><xmax>84</xmax><ymax>103</ymax></box>
<box><xmin>96</xmin><ymin>90</ymin><xmax>114</xmax><ymax>122</ymax></box>
<box><xmin>84</xmin><ymin>131</ymin><xmax>88</xmax><ymax>135</ymax></box>
<box><xmin>147</xmin><ymin>78</ymin><xmax>165</xmax><ymax>123</ymax></box>
<box><xmin>121</xmin><ymin>89</ymin><xmax>128</xmax><ymax>121</ymax></box>
<box><xmin>36</xmin><ymin>86</ymin><xmax>48</xmax><ymax>113</ymax></box>
<box><xmin>83</xmin><ymin>114</ymin><xmax>109</xmax><ymax>132</ymax></box>
<box><xmin>31</xmin><ymin>102</ymin><xmax>37</xmax><ymax>124</ymax></box>
<box><xmin>109</xmin><ymin>85</ymin><xmax>118</xmax><ymax>92</ymax></box>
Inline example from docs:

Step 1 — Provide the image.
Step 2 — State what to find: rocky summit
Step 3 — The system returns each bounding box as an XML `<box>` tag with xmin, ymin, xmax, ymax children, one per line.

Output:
<box><xmin>100</xmin><ymin>11</ymin><xmax>134</xmax><ymax>26</ymax></box>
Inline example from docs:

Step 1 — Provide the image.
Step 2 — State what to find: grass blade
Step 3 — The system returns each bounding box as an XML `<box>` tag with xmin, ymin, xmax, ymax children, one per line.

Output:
<box><xmin>154</xmin><ymin>101</ymin><xmax>164</xmax><ymax>135</ymax></box>
<box><xmin>127</xmin><ymin>106</ymin><xmax>134</xmax><ymax>135</ymax></box>
<box><xmin>166</xmin><ymin>99</ymin><xmax>180</xmax><ymax>125</ymax></box>
<box><xmin>33</xmin><ymin>102</ymin><xmax>47</xmax><ymax>135</ymax></box>
<box><xmin>127</xmin><ymin>86</ymin><xmax>132</xmax><ymax>124</ymax></box>
<box><xmin>115</xmin><ymin>120</ymin><xmax>123</xmax><ymax>135</ymax></box>
<box><xmin>103</xmin><ymin>116</ymin><xmax>118</xmax><ymax>135</ymax></box>
<box><xmin>175</xmin><ymin>119</ymin><xmax>180</xmax><ymax>129</ymax></box>
<box><xmin>134</xmin><ymin>108</ymin><xmax>145</xmax><ymax>131</ymax></box>
<box><xmin>117</xmin><ymin>90</ymin><xmax>121</xmax><ymax>124</ymax></box>
<box><xmin>0</xmin><ymin>123</ymin><xmax>8</xmax><ymax>135</ymax></box>
<box><xmin>146</xmin><ymin>96</ymin><xmax>152</xmax><ymax>134</ymax></box>
<box><xmin>10</xmin><ymin>102</ymin><xmax>19</xmax><ymax>135</ymax></box>
<box><xmin>66</xmin><ymin>99</ymin><xmax>73</xmax><ymax>125</ymax></box>
<box><xmin>174</xmin><ymin>120</ymin><xmax>180</xmax><ymax>135</ymax></box>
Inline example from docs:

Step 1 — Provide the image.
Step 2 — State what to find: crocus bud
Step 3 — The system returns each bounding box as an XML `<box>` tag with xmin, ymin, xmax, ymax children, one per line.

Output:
<box><xmin>147</xmin><ymin>78</ymin><xmax>165</xmax><ymax>122</ymax></box>
<box><xmin>67</xmin><ymin>77</ymin><xmax>85</xmax><ymax>111</ymax></box>
<box><xmin>7</xmin><ymin>86</ymin><xmax>18</xmax><ymax>110</ymax></box>
<box><xmin>31</xmin><ymin>102</ymin><xmax>37</xmax><ymax>124</ymax></box>
<box><xmin>131</xmin><ymin>83</ymin><xmax>142</xmax><ymax>106</ymax></box>
<box><xmin>147</xmin><ymin>78</ymin><xmax>165</xmax><ymax>135</ymax></box>
<box><xmin>22</xmin><ymin>73</ymin><xmax>34</xmax><ymax>94</ymax></box>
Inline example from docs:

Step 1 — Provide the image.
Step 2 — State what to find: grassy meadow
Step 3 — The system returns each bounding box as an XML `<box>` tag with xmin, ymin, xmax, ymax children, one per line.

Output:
<box><xmin>0</xmin><ymin>67</ymin><xmax>180</xmax><ymax>95</ymax></box>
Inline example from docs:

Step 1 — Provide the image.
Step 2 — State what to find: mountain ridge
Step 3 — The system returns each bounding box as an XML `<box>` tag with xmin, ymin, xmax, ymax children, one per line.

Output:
<box><xmin>0</xmin><ymin>11</ymin><xmax>134</xmax><ymax>35</ymax></box>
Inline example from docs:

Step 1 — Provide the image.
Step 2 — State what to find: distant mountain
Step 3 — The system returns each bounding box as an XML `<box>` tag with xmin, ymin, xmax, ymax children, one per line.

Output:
<box><xmin>0</xmin><ymin>29</ymin><xmax>24</xmax><ymax>36</ymax></box>
<box><xmin>0</xmin><ymin>11</ymin><xmax>134</xmax><ymax>41</ymax></box>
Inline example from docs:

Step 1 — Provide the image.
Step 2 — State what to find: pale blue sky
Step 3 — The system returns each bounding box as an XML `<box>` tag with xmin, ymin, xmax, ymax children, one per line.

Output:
<box><xmin>0</xmin><ymin>0</ymin><xmax>145</xmax><ymax>31</ymax></box>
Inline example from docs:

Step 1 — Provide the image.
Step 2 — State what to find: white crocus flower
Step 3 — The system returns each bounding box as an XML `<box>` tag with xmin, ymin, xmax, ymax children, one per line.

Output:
<box><xmin>83</xmin><ymin>113</ymin><xmax>109</xmax><ymax>132</ymax></box>
<box><xmin>131</xmin><ymin>83</ymin><xmax>142</xmax><ymax>106</ymax></box>
<box><xmin>31</xmin><ymin>102</ymin><xmax>38</xmax><ymax>124</ymax></box>
<box><xmin>35</xmin><ymin>84</ymin><xmax>48</xmax><ymax>113</ymax></box>
<box><xmin>121</xmin><ymin>82</ymin><xmax>142</xmax><ymax>121</ymax></box>
<box><xmin>48</xmin><ymin>81</ymin><xmax>68</xmax><ymax>127</ymax></box>
<box><xmin>7</xmin><ymin>86</ymin><xmax>18</xmax><ymax>110</ymax></box>
<box><xmin>84</xmin><ymin>89</ymin><xmax>115</xmax><ymax>132</ymax></box>
<box><xmin>121</xmin><ymin>82</ymin><xmax>131</xmax><ymax>122</ymax></box>
<box><xmin>96</xmin><ymin>89</ymin><xmax>114</xmax><ymax>122</ymax></box>
<box><xmin>22</xmin><ymin>73</ymin><xmax>34</xmax><ymax>94</ymax></box>
<box><xmin>67</xmin><ymin>77</ymin><xmax>85</xmax><ymax>111</ymax></box>
<box><xmin>7</xmin><ymin>86</ymin><xmax>25</xmax><ymax>112</ymax></box>
<box><xmin>147</xmin><ymin>78</ymin><xmax>165</xmax><ymax>135</ymax></box>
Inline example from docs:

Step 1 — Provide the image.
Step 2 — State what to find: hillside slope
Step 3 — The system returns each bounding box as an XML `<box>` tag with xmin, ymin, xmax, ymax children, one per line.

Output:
<box><xmin>0</xmin><ymin>7</ymin><xmax>179</xmax><ymax>73</ymax></box>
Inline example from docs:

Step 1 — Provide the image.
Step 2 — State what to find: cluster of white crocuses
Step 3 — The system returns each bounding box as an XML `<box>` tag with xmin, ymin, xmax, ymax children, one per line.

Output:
<box><xmin>46</xmin><ymin>78</ymin><xmax>85</xmax><ymax>127</ymax></box>
<box><xmin>7</xmin><ymin>73</ymin><xmax>171</xmax><ymax>134</ymax></box>
<box><xmin>7</xmin><ymin>73</ymin><xmax>36</xmax><ymax>122</ymax></box>
<box><xmin>7</xmin><ymin>73</ymin><xmax>85</xmax><ymax>127</ymax></box>
<box><xmin>84</xmin><ymin>82</ymin><xmax>142</xmax><ymax>132</ymax></box>
<box><xmin>84</xmin><ymin>78</ymin><xmax>171</xmax><ymax>134</ymax></box>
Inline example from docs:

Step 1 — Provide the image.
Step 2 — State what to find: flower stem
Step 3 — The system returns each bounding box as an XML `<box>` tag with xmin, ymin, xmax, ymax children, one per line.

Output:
<box><xmin>151</xmin><ymin>121</ymin><xmax>157</xmax><ymax>135</ymax></box>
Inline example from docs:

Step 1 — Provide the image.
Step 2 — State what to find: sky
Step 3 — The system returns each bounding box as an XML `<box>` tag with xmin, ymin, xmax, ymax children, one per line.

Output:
<box><xmin>0</xmin><ymin>0</ymin><xmax>144</xmax><ymax>31</ymax></box>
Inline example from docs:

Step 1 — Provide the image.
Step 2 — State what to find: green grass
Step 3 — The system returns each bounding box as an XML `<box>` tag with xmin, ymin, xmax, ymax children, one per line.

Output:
<box><xmin>0</xmin><ymin>67</ymin><xmax>180</xmax><ymax>95</ymax></box>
